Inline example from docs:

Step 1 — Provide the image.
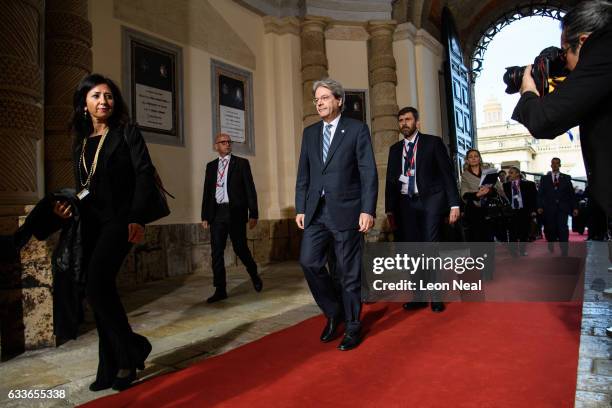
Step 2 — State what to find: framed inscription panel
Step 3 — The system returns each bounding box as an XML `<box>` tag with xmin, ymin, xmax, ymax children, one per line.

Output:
<box><xmin>211</xmin><ymin>59</ymin><xmax>255</xmax><ymax>155</ymax></box>
<box><xmin>343</xmin><ymin>89</ymin><xmax>370</xmax><ymax>128</ymax></box>
<box><xmin>122</xmin><ymin>27</ymin><xmax>184</xmax><ymax>146</ymax></box>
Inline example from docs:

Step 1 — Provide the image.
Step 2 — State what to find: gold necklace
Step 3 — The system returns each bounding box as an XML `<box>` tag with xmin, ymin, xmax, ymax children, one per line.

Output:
<box><xmin>79</xmin><ymin>127</ymin><xmax>110</xmax><ymax>188</ymax></box>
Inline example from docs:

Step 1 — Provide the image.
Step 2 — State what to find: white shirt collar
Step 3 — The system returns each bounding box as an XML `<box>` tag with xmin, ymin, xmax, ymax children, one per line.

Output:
<box><xmin>323</xmin><ymin>114</ymin><xmax>341</xmax><ymax>129</ymax></box>
<box><xmin>404</xmin><ymin>130</ymin><xmax>419</xmax><ymax>143</ymax></box>
<box><xmin>218</xmin><ymin>153</ymin><xmax>232</xmax><ymax>161</ymax></box>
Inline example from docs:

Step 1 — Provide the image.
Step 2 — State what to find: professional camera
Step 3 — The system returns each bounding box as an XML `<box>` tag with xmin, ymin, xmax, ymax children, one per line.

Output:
<box><xmin>503</xmin><ymin>46</ymin><xmax>569</xmax><ymax>95</ymax></box>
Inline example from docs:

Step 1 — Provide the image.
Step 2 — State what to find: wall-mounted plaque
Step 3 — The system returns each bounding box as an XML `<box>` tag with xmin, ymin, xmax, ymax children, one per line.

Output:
<box><xmin>211</xmin><ymin>59</ymin><xmax>255</xmax><ymax>155</ymax></box>
<box><xmin>122</xmin><ymin>27</ymin><xmax>184</xmax><ymax>146</ymax></box>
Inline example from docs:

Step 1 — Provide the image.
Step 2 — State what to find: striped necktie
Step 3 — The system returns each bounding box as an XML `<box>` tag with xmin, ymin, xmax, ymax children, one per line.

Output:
<box><xmin>322</xmin><ymin>123</ymin><xmax>332</xmax><ymax>162</ymax></box>
<box><xmin>215</xmin><ymin>158</ymin><xmax>228</xmax><ymax>203</ymax></box>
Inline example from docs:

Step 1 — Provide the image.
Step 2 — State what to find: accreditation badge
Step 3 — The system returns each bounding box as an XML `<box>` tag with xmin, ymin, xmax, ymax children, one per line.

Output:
<box><xmin>77</xmin><ymin>188</ymin><xmax>90</xmax><ymax>201</ymax></box>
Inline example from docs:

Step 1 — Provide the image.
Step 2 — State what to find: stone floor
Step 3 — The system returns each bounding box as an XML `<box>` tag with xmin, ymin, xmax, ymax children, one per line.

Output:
<box><xmin>574</xmin><ymin>242</ymin><xmax>612</xmax><ymax>408</ymax></box>
<box><xmin>0</xmin><ymin>262</ymin><xmax>320</xmax><ymax>408</ymax></box>
<box><xmin>1</xmin><ymin>247</ymin><xmax>611</xmax><ymax>408</ymax></box>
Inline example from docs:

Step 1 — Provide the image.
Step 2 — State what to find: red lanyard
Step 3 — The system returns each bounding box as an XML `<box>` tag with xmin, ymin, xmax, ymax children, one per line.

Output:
<box><xmin>403</xmin><ymin>135</ymin><xmax>419</xmax><ymax>176</ymax></box>
<box><xmin>216</xmin><ymin>158</ymin><xmax>229</xmax><ymax>186</ymax></box>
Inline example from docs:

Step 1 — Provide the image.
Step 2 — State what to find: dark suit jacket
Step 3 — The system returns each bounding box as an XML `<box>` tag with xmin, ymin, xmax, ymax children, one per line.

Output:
<box><xmin>503</xmin><ymin>180</ymin><xmax>537</xmax><ymax>214</ymax></box>
<box><xmin>201</xmin><ymin>155</ymin><xmax>258</xmax><ymax>224</ymax></box>
<box><xmin>72</xmin><ymin>124</ymin><xmax>155</xmax><ymax>225</ymax></box>
<box><xmin>537</xmin><ymin>173</ymin><xmax>577</xmax><ymax>215</ymax></box>
<box><xmin>512</xmin><ymin>26</ymin><xmax>612</xmax><ymax>216</ymax></box>
<box><xmin>295</xmin><ymin>115</ymin><xmax>378</xmax><ymax>231</ymax></box>
<box><xmin>385</xmin><ymin>133</ymin><xmax>460</xmax><ymax>216</ymax></box>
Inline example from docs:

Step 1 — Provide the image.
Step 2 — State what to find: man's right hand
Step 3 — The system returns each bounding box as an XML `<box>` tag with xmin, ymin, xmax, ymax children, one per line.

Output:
<box><xmin>295</xmin><ymin>214</ymin><xmax>305</xmax><ymax>230</ymax></box>
<box><xmin>537</xmin><ymin>208</ymin><xmax>544</xmax><ymax>215</ymax></box>
<box><xmin>201</xmin><ymin>220</ymin><xmax>209</xmax><ymax>229</ymax></box>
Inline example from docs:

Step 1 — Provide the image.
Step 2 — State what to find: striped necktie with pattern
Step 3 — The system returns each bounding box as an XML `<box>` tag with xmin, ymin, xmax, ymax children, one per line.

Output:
<box><xmin>322</xmin><ymin>123</ymin><xmax>332</xmax><ymax>162</ymax></box>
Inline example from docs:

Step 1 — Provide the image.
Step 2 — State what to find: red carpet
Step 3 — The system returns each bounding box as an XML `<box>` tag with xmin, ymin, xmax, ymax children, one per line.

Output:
<box><xmin>82</xmin><ymin>234</ymin><xmax>584</xmax><ymax>408</ymax></box>
<box><xmin>82</xmin><ymin>301</ymin><xmax>581</xmax><ymax>408</ymax></box>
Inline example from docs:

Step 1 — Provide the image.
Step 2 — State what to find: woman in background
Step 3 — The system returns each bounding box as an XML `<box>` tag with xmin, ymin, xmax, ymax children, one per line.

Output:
<box><xmin>460</xmin><ymin>149</ymin><xmax>506</xmax><ymax>242</ymax></box>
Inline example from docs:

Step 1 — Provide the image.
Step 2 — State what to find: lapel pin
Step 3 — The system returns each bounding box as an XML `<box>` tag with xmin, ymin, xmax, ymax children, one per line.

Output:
<box><xmin>341</xmin><ymin>129</ymin><xmax>345</xmax><ymax>133</ymax></box>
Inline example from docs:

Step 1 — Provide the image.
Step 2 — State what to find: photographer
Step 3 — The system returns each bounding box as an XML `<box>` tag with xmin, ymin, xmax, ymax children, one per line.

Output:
<box><xmin>512</xmin><ymin>0</ymin><xmax>612</xmax><ymax>219</ymax></box>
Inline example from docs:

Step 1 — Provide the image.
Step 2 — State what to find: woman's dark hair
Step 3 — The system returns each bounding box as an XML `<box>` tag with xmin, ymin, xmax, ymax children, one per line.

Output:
<box><xmin>562</xmin><ymin>0</ymin><xmax>612</xmax><ymax>51</ymax></box>
<box><xmin>71</xmin><ymin>73</ymin><xmax>129</xmax><ymax>141</ymax></box>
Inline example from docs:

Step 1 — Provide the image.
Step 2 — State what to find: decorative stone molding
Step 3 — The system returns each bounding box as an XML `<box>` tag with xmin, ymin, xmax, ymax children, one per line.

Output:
<box><xmin>44</xmin><ymin>0</ymin><xmax>92</xmax><ymax>193</ymax></box>
<box><xmin>263</xmin><ymin>16</ymin><xmax>301</xmax><ymax>35</ymax></box>
<box><xmin>300</xmin><ymin>16</ymin><xmax>330</xmax><ymax>127</ymax></box>
<box><xmin>414</xmin><ymin>28</ymin><xmax>444</xmax><ymax>57</ymax></box>
<box><xmin>325</xmin><ymin>23</ymin><xmax>369</xmax><ymax>41</ymax></box>
<box><xmin>393</xmin><ymin>21</ymin><xmax>417</xmax><ymax>42</ymax></box>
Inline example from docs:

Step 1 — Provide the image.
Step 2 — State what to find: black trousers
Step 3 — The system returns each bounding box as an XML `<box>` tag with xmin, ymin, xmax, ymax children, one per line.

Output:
<box><xmin>396</xmin><ymin>194</ymin><xmax>442</xmax><ymax>242</ymax></box>
<box><xmin>299</xmin><ymin>199</ymin><xmax>363</xmax><ymax>334</ymax></box>
<box><xmin>464</xmin><ymin>206</ymin><xmax>495</xmax><ymax>242</ymax></box>
<box><xmin>210</xmin><ymin>204</ymin><xmax>257</xmax><ymax>289</ymax></box>
<box><xmin>507</xmin><ymin>208</ymin><xmax>531</xmax><ymax>253</ymax></box>
<box><xmin>82</xmin><ymin>218</ymin><xmax>149</xmax><ymax>384</ymax></box>
<box><xmin>543</xmin><ymin>209</ymin><xmax>570</xmax><ymax>254</ymax></box>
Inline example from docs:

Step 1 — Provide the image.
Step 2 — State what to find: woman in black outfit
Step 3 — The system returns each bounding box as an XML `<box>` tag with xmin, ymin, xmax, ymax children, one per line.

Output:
<box><xmin>53</xmin><ymin>74</ymin><xmax>153</xmax><ymax>391</ymax></box>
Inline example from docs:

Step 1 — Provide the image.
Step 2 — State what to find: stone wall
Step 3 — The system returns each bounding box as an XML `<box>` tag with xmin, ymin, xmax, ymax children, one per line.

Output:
<box><xmin>116</xmin><ymin>219</ymin><xmax>303</xmax><ymax>287</ymax></box>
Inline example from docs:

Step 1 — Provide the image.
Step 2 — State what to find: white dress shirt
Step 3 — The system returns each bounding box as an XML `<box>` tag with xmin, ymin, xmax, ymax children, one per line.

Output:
<box><xmin>216</xmin><ymin>154</ymin><xmax>231</xmax><ymax>204</ymax></box>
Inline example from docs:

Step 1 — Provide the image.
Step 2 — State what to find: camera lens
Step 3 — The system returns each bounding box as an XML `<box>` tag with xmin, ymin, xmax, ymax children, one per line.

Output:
<box><xmin>503</xmin><ymin>66</ymin><xmax>525</xmax><ymax>94</ymax></box>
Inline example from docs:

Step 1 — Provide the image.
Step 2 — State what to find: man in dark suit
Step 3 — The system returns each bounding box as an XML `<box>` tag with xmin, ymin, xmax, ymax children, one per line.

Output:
<box><xmin>503</xmin><ymin>167</ymin><xmax>538</xmax><ymax>256</ymax></box>
<box><xmin>295</xmin><ymin>78</ymin><xmax>377</xmax><ymax>351</ymax></box>
<box><xmin>201</xmin><ymin>133</ymin><xmax>262</xmax><ymax>303</ymax></box>
<box><xmin>537</xmin><ymin>158</ymin><xmax>578</xmax><ymax>256</ymax></box>
<box><xmin>385</xmin><ymin>106</ymin><xmax>460</xmax><ymax>313</ymax></box>
<box><xmin>512</xmin><ymin>0</ymin><xmax>612</xmax><ymax>219</ymax></box>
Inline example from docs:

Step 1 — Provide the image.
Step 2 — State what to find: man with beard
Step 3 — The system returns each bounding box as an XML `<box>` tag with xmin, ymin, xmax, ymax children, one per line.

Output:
<box><xmin>385</xmin><ymin>106</ymin><xmax>460</xmax><ymax>313</ymax></box>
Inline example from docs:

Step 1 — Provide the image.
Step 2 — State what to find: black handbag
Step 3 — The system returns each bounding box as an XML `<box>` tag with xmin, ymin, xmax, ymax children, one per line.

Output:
<box><xmin>123</xmin><ymin>124</ymin><xmax>174</xmax><ymax>224</ymax></box>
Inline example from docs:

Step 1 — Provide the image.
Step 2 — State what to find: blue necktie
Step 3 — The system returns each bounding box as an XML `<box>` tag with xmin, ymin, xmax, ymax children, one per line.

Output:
<box><xmin>404</xmin><ymin>141</ymin><xmax>415</xmax><ymax>196</ymax></box>
<box><xmin>322</xmin><ymin>123</ymin><xmax>332</xmax><ymax>162</ymax></box>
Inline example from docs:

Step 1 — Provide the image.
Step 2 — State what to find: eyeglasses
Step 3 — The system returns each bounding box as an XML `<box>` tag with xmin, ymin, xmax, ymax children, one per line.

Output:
<box><xmin>216</xmin><ymin>140</ymin><xmax>232</xmax><ymax>145</ymax></box>
<box><xmin>312</xmin><ymin>95</ymin><xmax>334</xmax><ymax>106</ymax></box>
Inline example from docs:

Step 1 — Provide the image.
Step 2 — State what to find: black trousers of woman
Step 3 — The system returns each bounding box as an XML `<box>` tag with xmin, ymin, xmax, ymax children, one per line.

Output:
<box><xmin>82</xmin><ymin>217</ymin><xmax>150</xmax><ymax>385</ymax></box>
<box><xmin>464</xmin><ymin>206</ymin><xmax>495</xmax><ymax>242</ymax></box>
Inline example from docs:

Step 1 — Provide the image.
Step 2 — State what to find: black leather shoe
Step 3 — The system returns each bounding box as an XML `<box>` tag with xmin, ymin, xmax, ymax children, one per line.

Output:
<box><xmin>137</xmin><ymin>338</ymin><xmax>152</xmax><ymax>370</ymax></box>
<box><xmin>338</xmin><ymin>332</ymin><xmax>361</xmax><ymax>351</ymax></box>
<box><xmin>112</xmin><ymin>369</ymin><xmax>137</xmax><ymax>391</ymax></box>
<box><xmin>206</xmin><ymin>289</ymin><xmax>228</xmax><ymax>303</ymax></box>
<box><xmin>89</xmin><ymin>380</ymin><xmax>113</xmax><ymax>392</ymax></box>
<box><xmin>430</xmin><ymin>302</ymin><xmax>445</xmax><ymax>313</ymax></box>
<box><xmin>251</xmin><ymin>275</ymin><xmax>263</xmax><ymax>292</ymax></box>
<box><xmin>320</xmin><ymin>316</ymin><xmax>343</xmax><ymax>342</ymax></box>
<box><xmin>402</xmin><ymin>302</ymin><xmax>428</xmax><ymax>311</ymax></box>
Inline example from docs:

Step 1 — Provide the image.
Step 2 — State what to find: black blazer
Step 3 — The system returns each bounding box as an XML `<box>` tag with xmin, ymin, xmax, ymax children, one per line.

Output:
<box><xmin>503</xmin><ymin>180</ymin><xmax>538</xmax><ymax>214</ymax></box>
<box><xmin>295</xmin><ymin>115</ymin><xmax>378</xmax><ymax>231</ymax></box>
<box><xmin>72</xmin><ymin>125</ymin><xmax>155</xmax><ymax>225</ymax></box>
<box><xmin>385</xmin><ymin>133</ymin><xmax>460</xmax><ymax>216</ymax></box>
<box><xmin>201</xmin><ymin>155</ymin><xmax>258</xmax><ymax>224</ymax></box>
<box><xmin>512</xmin><ymin>26</ymin><xmax>612</xmax><ymax>217</ymax></box>
<box><xmin>537</xmin><ymin>172</ymin><xmax>577</xmax><ymax>215</ymax></box>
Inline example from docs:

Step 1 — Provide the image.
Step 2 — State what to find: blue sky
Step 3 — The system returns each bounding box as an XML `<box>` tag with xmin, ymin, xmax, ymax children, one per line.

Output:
<box><xmin>474</xmin><ymin>16</ymin><xmax>563</xmax><ymax>126</ymax></box>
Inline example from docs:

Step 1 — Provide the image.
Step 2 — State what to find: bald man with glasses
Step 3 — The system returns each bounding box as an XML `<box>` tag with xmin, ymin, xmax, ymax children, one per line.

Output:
<box><xmin>201</xmin><ymin>133</ymin><xmax>262</xmax><ymax>303</ymax></box>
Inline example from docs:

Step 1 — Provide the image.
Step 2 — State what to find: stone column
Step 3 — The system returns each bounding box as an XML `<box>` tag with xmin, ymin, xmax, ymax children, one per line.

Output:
<box><xmin>300</xmin><ymin>16</ymin><xmax>330</xmax><ymax>127</ymax></box>
<box><xmin>366</xmin><ymin>20</ymin><xmax>398</xmax><ymax>238</ymax></box>
<box><xmin>45</xmin><ymin>0</ymin><xmax>92</xmax><ymax>192</ymax></box>
<box><xmin>0</xmin><ymin>0</ymin><xmax>44</xmax><ymax>208</ymax></box>
<box><xmin>0</xmin><ymin>0</ymin><xmax>49</xmax><ymax>359</ymax></box>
